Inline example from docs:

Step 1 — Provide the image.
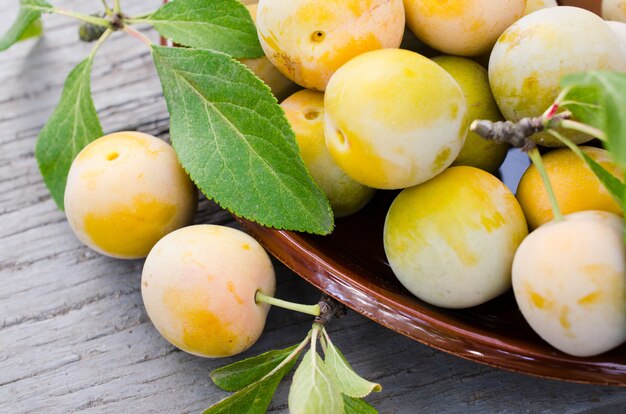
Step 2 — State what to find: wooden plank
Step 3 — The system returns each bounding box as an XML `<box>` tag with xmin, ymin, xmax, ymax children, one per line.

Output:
<box><xmin>2</xmin><ymin>1</ymin><xmax>626</xmax><ymax>413</ymax></box>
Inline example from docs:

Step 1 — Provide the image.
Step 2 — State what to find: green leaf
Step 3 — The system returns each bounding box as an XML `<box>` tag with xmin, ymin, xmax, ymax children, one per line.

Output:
<box><xmin>202</xmin><ymin>352</ymin><xmax>298</xmax><ymax>414</ymax></box>
<box><xmin>35</xmin><ymin>58</ymin><xmax>103</xmax><ymax>210</ymax></box>
<box><xmin>620</xmin><ymin>171</ymin><xmax>626</xmax><ymax>243</ymax></box>
<box><xmin>145</xmin><ymin>0</ymin><xmax>263</xmax><ymax>58</ymax></box>
<box><xmin>548</xmin><ymin>130</ymin><xmax>625</xmax><ymax>211</ymax></box>
<box><xmin>17</xmin><ymin>18</ymin><xmax>43</xmax><ymax>42</ymax></box>
<box><xmin>0</xmin><ymin>0</ymin><xmax>53</xmax><ymax>52</ymax></box>
<box><xmin>323</xmin><ymin>334</ymin><xmax>381</xmax><ymax>399</ymax></box>
<box><xmin>211</xmin><ymin>344</ymin><xmax>299</xmax><ymax>392</ymax></box>
<box><xmin>558</xmin><ymin>85</ymin><xmax>604</xmax><ymax>131</ymax></box>
<box><xmin>151</xmin><ymin>45</ymin><xmax>333</xmax><ymax>234</ymax></box>
<box><xmin>343</xmin><ymin>395</ymin><xmax>378</xmax><ymax>414</ymax></box>
<box><xmin>561</xmin><ymin>72</ymin><xmax>626</xmax><ymax>169</ymax></box>
<box><xmin>289</xmin><ymin>349</ymin><xmax>344</xmax><ymax>414</ymax></box>
<box><xmin>579</xmin><ymin>150</ymin><xmax>624</xmax><ymax>209</ymax></box>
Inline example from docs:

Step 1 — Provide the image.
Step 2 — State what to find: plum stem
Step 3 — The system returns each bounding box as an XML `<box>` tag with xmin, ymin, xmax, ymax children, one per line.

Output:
<box><xmin>528</xmin><ymin>147</ymin><xmax>564</xmax><ymax>223</ymax></box>
<box><xmin>311</xmin><ymin>324</ymin><xmax>320</xmax><ymax>355</ymax></box>
<box><xmin>255</xmin><ymin>291</ymin><xmax>321</xmax><ymax>316</ymax></box>
<box><xmin>314</xmin><ymin>296</ymin><xmax>347</xmax><ymax>327</ymax></box>
<box><xmin>124</xmin><ymin>26</ymin><xmax>152</xmax><ymax>46</ymax></box>
<box><xmin>470</xmin><ymin>111</ymin><xmax>579</xmax><ymax>149</ymax></box>
<box><xmin>100</xmin><ymin>0</ymin><xmax>113</xmax><ymax>16</ymax></box>
<box><xmin>472</xmin><ymin>109</ymin><xmax>604</xmax><ymax>148</ymax></box>
<box><xmin>88</xmin><ymin>28</ymin><xmax>112</xmax><ymax>59</ymax></box>
<box><xmin>559</xmin><ymin>119</ymin><xmax>606</xmax><ymax>141</ymax></box>
<box><xmin>257</xmin><ymin>330</ymin><xmax>312</xmax><ymax>382</ymax></box>
<box><xmin>470</xmin><ymin>117</ymin><xmax>546</xmax><ymax>149</ymax></box>
<box><xmin>546</xmin><ymin>129</ymin><xmax>584</xmax><ymax>156</ymax></box>
<box><xmin>54</xmin><ymin>8</ymin><xmax>110</xmax><ymax>27</ymax></box>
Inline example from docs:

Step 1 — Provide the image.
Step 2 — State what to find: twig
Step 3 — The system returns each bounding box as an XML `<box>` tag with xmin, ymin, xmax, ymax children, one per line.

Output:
<box><xmin>88</xmin><ymin>28</ymin><xmax>113</xmax><ymax>59</ymax></box>
<box><xmin>470</xmin><ymin>112</ymin><xmax>575</xmax><ymax>151</ymax></box>
<box><xmin>100</xmin><ymin>0</ymin><xmax>113</xmax><ymax>16</ymax></box>
<box><xmin>123</xmin><ymin>26</ymin><xmax>152</xmax><ymax>46</ymax></box>
<box><xmin>54</xmin><ymin>8</ymin><xmax>110</xmax><ymax>27</ymax></box>
<box><xmin>313</xmin><ymin>296</ymin><xmax>347</xmax><ymax>327</ymax></box>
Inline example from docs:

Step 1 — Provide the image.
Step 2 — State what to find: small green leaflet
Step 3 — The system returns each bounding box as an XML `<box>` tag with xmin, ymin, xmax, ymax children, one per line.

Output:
<box><xmin>202</xmin><ymin>351</ymin><xmax>298</xmax><ymax>414</ymax></box>
<box><xmin>343</xmin><ymin>395</ymin><xmax>378</xmax><ymax>414</ymax></box>
<box><xmin>561</xmin><ymin>72</ymin><xmax>626</xmax><ymax>169</ymax></box>
<box><xmin>289</xmin><ymin>349</ymin><xmax>344</xmax><ymax>414</ymax></box>
<box><xmin>323</xmin><ymin>333</ymin><xmax>381</xmax><ymax>399</ymax></box>
<box><xmin>18</xmin><ymin>18</ymin><xmax>43</xmax><ymax>42</ymax></box>
<box><xmin>0</xmin><ymin>0</ymin><xmax>52</xmax><ymax>52</ymax></box>
<box><xmin>35</xmin><ymin>57</ymin><xmax>103</xmax><ymax>209</ymax></box>
<box><xmin>152</xmin><ymin>45</ymin><xmax>333</xmax><ymax>234</ymax></box>
<box><xmin>547</xmin><ymin>130</ymin><xmax>624</xmax><ymax>210</ymax></box>
<box><xmin>144</xmin><ymin>0</ymin><xmax>263</xmax><ymax>59</ymax></box>
<box><xmin>579</xmin><ymin>151</ymin><xmax>624</xmax><ymax>208</ymax></box>
<box><xmin>211</xmin><ymin>344</ymin><xmax>299</xmax><ymax>392</ymax></box>
<box><xmin>558</xmin><ymin>84</ymin><xmax>604</xmax><ymax>132</ymax></box>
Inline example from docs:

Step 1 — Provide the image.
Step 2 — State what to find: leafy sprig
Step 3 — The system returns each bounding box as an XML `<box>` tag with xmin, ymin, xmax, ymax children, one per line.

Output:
<box><xmin>1</xmin><ymin>0</ymin><xmax>333</xmax><ymax>234</ymax></box>
<box><xmin>0</xmin><ymin>0</ymin><xmax>52</xmax><ymax>51</ymax></box>
<box><xmin>471</xmin><ymin>71</ymin><xmax>626</xmax><ymax>240</ymax></box>
<box><xmin>204</xmin><ymin>323</ymin><xmax>381</xmax><ymax>413</ymax></box>
<box><xmin>35</xmin><ymin>29</ymin><xmax>111</xmax><ymax>209</ymax></box>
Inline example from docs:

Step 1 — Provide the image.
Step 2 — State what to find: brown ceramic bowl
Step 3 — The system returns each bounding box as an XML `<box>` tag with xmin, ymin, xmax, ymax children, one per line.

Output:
<box><xmin>238</xmin><ymin>149</ymin><xmax>626</xmax><ymax>386</ymax></box>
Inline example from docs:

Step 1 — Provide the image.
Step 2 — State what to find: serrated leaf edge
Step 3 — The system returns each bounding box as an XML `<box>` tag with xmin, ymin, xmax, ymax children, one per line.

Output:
<box><xmin>322</xmin><ymin>328</ymin><xmax>382</xmax><ymax>399</ymax></box>
<box><xmin>150</xmin><ymin>45</ymin><xmax>333</xmax><ymax>234</ymax></box>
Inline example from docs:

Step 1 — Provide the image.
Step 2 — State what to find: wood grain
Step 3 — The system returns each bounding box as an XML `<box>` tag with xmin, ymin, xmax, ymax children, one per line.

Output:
<box><xmin>1</xmin><ymin>1</ymin><xmax>626</xmax><ymax>413</ymax></box>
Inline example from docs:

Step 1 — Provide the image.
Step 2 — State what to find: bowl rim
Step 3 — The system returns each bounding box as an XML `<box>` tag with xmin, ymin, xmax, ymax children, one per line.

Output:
<box><xmin>238</xmin><ymin>217</ymin><xmax>626</xmax><ymax>387</ymax></box>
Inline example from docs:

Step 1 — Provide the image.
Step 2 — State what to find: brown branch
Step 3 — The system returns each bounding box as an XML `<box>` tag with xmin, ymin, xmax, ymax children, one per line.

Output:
<box><xmin>470</xmin><ymin>113</ymin><xmax>572</xmax><ymax>151</ymax></box>
<box><xmin>314</xmin><ymin>296</ymin><xmax>347</xmax><ymax>327</ymax></box>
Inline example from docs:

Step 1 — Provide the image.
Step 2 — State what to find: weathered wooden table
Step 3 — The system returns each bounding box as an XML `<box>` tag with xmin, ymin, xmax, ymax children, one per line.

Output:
<box><xmin>2</xmin><ymin>1</ymin><xmax>626</xmax><ymax>412</ymax></box>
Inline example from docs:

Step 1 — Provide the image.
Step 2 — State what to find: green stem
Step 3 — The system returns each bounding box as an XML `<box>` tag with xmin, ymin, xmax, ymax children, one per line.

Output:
<box><xmin>88</xmin><ymin>28</ymin><xmax>113</xmax><ymax>60</ymax></box>
<box><xmin>255</xmin><ymin>291</ymin><xmax>321</xmax><ymax>317</ymax></box>
<box><xmin>540</xmin><ymin>103</ymin><xmax>558</xmax><ymax>119</ymax></box>
<box><xmin>54</xmin><ymin>8</ymin><xmax>110</xmax><ymax>27</ymax></box>
<box><xmin>559</xmin><ymin>119</ymin><xmax>606</xmax><ymax>141</ymax></box>
<box><xmin>317</xmin><ymin>326</ymin><xmax>328</xmax><ymax>354</ymax></box>
<box><xmin>528</xmin><ymin>147</ymin><xmax>564</xmax><ymax>223</ymax></box>
<box><xmin>125</xmin><ymin>18</ymin><xmax>152</xmax><ymax>25</ymax></box>
<box><xmin>259</xmin><ymin>330</ymin><xmax>311</xmax><ymax>381</ymax></box>
<box><xmin>311</xmin><ymin>324</ymin><xmax>321</xmax><ymax>354</ymax></box>
<box><xmin>552</xmin><ymin>86</ymin><xmax>572</xmax><ymax>108</ymax></box>
<box><xmin>320</xmin><ymin>326</ymin><xmax>335</xmax><ymax>355</ymax></box>
<box><xmin>123</xmin><ymin>25</ymin><xmax>152</xmax><ymax>46</ymax></box>
<box><xmin>113</xmin><ymin>0</ymin><xmax>122</xmax><ymax>14</ymax></box>
<box><xmin>546</xmin><ymin>129</ymin><xmax>584</xmax><ymax>157</ymax></box>
<box><xmin>100</xmin><ymin>0</ymin><xmax>113</xmax><ymax>16</ymax></box>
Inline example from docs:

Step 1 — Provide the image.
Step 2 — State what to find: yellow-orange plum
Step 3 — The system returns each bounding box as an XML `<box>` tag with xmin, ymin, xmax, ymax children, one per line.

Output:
<box><xmin>403</xmin><ymin>0</ymin><xmax>526</xmax><ymax>56</ymax></box>
<box><xmin>281</xmin><ymin>90</ymin><xmax>375</xmax><ymax>217</ymax></box>
<box><xmin>607</xmin><ymin>20</ymin><xmax>626</xmax><ymax>50</ymax></box>
<box><xmin>489</xmin><ymin>7</ymin><xmax>626</xmax><ymax>146</ymax></box>
<box><xmin>241</xmin><ymin>3</ymin><xmax>298</xmax><ymax>101</ymax></box>
<box><xmin>603</xmin><ymin>0</ymin><xmax>626</xmax><ymax>22</ymax></box>
<box><xmin>324</xmin><ymin>49</ymin><xmax>468</xmax><ymax>190</ymax></box>
<box><xmin>384</xmin><ymin>166</ymin><xmax>528</xmax><ymax>309</ymax></box>
<box><xmin>512</xmin><ymin>211</ymin><xmax>626</xmax><ymax>356</ymax></box>
<box><xmin>256</xmin><ymin>0</ymin><xmax>404</xmax><ymax>91</ymax></box>
<box><xmin>64</xmin><ymin>132</ymin><xmax>197</xmax><ymax>259</ymax></box>
<box><xmin>141</xmin><ymin>225</ymin><xmax>276</xmax><ymax>358</ymax></box>
<box><xmin>516</xmin><ymin>147</ymin><xmax>623</xmax><ymax>230</ymax></box>
<box><xmin>524</xmin><ymin>0</ymin><xmax>558</xmax><ymax>15</ymax></box>
<box><xmin>432</xmin><ymin>56</ymin><xmax>508</xmax><ymax>173</ymax></box>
